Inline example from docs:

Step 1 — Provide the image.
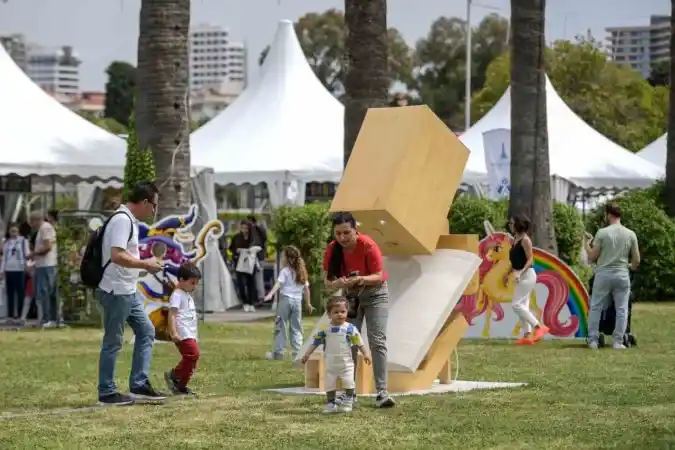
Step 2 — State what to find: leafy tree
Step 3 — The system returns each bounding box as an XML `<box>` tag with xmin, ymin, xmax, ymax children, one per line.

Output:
<box><xmin>104</xmin><ymin>61</ymin><xmax>136</xmax><ymax>127</ymax></box>
<box><xmin>509</xmin><ymin>0</ymin><xmax>557</xmax><ymax>254</ymax></box>
<box><xmin>472</xmin><ymin>38</ymin><xmax>668</xmax><ymax>152</ymax></box>
<box><xmin>666</xmin><ymin>0</ymin><xmax>675</xmax><ymax>217</ymax></box>
<box><xmin>78</xmin><ymin>111</ymin><xmax>128</xmax><ymax>135</ymax></box>
<box><xmin>258</xmin><ymin>9</ymin><xmax>412</xmax><ymax>96</ymax></box>
<box><xmin>123</xmin><ymin>108</ymin><xmax>156</xmax><ymax>202</ymax></box>
<box><xmin>648</xmin><ymin>60</ymin><xmax>669</xmax><ymax>87</ymax></box>
<box><xmin>413</xmin><ymin>14</ymin><xmax>509</xmax><ymax>130</ymax></box>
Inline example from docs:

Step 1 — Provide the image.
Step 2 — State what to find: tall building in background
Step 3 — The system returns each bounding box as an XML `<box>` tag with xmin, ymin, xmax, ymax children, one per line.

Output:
<box><xmin>189</xmin><ymin>23</ymin><xmax>246</xmax><ymax>92</ymax></box>
<box><xmin>605</xmin><ymin>15</ymin><xmax>670</xmax><ymax>79</ymax></box>
<box><xmin>26</xmin><ymin>45</ymin><xmax>81</xmax><ymax>99</ymax></box>
<box><xmin>0</xmin><ymin>33</ymin><xmax>28</xmax><ymax>72</ymax></box>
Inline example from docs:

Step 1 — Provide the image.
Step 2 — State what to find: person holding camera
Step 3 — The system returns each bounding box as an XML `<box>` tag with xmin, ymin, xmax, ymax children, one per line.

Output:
<box><xmin>323</xmin><ymin>212</ymin><xmax>395</xmax><ymax>408</ymax></box>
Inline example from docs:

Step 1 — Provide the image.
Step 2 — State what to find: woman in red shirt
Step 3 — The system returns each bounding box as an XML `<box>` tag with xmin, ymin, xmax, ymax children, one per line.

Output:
<box><xmin>323</xmin><ymin>211</ymin><xmax>395</xmax><ymax>409</ymax></box>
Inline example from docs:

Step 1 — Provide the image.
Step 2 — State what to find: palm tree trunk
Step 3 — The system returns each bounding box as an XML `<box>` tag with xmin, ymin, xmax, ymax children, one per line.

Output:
<box><xmin>509</xmin><ymin>0</ymin><xmax>557</xmax><ymax>253</ymax></box>
<box><xmin>343</xmin><ymin>0</ymin><xmax>389</xmax><ymax>167</ymax></box>
<box><xmin>136</xmin><ymin>0</ymin><xmax>192</xmax><ymax>218</ymax></box>
<box><xmin>665</xmin><ymin>1</ymin><xmax>675</xmax><ymax>216</ymax></box>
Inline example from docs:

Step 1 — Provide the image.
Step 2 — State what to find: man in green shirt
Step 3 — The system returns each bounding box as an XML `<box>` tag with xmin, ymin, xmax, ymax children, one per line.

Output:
<box><xmin>583</xmin><ymin>203</ymin><xmax>640</xmax><ymax>349</ymax></box>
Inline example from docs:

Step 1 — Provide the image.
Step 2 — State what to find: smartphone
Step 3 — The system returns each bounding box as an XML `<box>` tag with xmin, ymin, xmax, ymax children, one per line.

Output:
<box><xmin>349</xmin><ymin>270</ymin><xmax>360</xmax><ymax>277</ymax></box>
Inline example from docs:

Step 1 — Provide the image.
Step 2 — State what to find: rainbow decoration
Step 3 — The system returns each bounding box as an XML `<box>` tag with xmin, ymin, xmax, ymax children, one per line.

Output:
<box><xmin>532</xmin><ymin>248</ymin><xmax>589</xmax><ymax>338</ymax></box>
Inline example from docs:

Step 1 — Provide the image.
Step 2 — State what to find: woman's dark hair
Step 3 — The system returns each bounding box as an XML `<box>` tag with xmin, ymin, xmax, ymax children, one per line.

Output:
<box><xmin>18</xmin><ymin>222</ymin><xmax>32</xmax><ymax>239</ymax></box>
<box><xmin>4</xmin><ymin>222</ymin><xmax>19</xmax><ymax>240</ymax></box>
<box><xmin>326</xmin><ymin>212</ymin><xmax>356</xmax><ymax>280</ymax></box>
<box><xmin>511</xmin><ymin>214</ymin><xmax>531</xmax><ymax>234</ymax></box>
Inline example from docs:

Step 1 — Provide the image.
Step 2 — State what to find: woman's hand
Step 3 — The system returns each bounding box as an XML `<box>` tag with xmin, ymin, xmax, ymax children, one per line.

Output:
<box><xmin>345</xmin><ymin>276</ymin><xmax>362</xmax><ymax>288</ymax></box>
<box><xmin>513</xmin><ymin>270</ymin><xmax>521</xmax><ymax>283</ymax></box>
<box><xmin>263</xmin><ymin>293</ymin><xmax>273</xmax><ymax>302</ymax></box>
<box><xmin>332</xmin><ymin>277</ymin><xmax>349</xmax><ymax>289</ymax></box>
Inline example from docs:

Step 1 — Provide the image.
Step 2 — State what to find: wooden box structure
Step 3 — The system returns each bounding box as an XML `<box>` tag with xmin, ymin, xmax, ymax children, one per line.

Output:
<box><xmin>302</xmin><ymin>105</ymin><xmax>481</xmax><ymax>394</ymax></box>
<box><xmin>329</xmin><ymin>106</ymin><xmax>470</xmax><ymax>256</ymax></box>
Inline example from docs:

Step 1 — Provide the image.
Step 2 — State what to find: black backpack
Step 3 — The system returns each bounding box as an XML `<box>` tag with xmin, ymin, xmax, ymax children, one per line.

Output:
<box><xmin>80</xmin><ymin>211</ymin><xmax>133</xmax><ymax>288</ymax></box>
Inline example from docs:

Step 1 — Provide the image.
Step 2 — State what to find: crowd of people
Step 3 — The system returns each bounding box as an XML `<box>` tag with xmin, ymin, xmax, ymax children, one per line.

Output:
<box><xmin>1</xmin><ymin>210</ymin><xmax>60</xmax><ymax>327</ymax></box>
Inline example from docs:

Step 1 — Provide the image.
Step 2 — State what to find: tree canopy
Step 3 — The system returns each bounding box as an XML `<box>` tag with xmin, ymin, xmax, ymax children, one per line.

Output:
<box><xmin>104</xmin><ymin>61</ymin><xmax>137</xmax><ymax>127</ymax></box>
<box><xmin>471</xmin><ymin>37</ymin><xmax>667</xmax><ymax>152</ymax></box>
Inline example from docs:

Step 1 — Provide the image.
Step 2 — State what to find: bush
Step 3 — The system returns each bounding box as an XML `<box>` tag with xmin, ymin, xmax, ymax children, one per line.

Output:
<box><xmin>448</xmin><ymin>195</ymin><xmax>508</xmax><ymax>239</ymax></box>
<box><xmin>270</xmin><ymin>203</ymin><xmax>332</xmax><ymax>313</ymax></box>
<box><xmin>552</xmin><ymin>202</ymin><xmax>585</xmax><ymax>265</ymax></box>
<box><xmin>586</xmin><ymin>189</ymin><xmax>675</xmax><ymax>302</ymax></box>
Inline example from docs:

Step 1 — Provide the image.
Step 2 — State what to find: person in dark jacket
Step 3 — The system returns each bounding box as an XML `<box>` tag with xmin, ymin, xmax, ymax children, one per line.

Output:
<box><xmin>229</xmin><ymin>220</ymin><xmax>260</xmax><ymax>312</ymax></box>
<box><xmin>247</xmin><ymin>215</ymin><xmax>267</xmax><ymax>304</ymax></box>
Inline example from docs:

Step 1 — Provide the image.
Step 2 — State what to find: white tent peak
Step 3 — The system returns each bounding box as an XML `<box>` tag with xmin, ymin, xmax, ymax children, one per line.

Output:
<box><xmin>637</xmin><ymin>133</ymin><xmax>667</xmax><ymax>167</ymax></box>
<box><xmin>0</xmin><ymin>44</ymin><xmax>125</xmax><ymax>180</ymax></box>
<box><xmin>191</xmin><ymin>19</ymin><xmax>343</xmax><ymax>187</ymax></box>
<box><xmin>460</xmin><ymin>76</ymin><xmax>663</xmax><ymax>190</ymax></box>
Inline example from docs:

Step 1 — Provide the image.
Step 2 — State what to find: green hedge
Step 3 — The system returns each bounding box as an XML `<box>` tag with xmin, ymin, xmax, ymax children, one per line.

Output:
<box><xmin>448</xmin><ymin>196</ymin><xmax>585</xmax><ymax>267</ymax></box>
<box><xmin>270</xmin><ymin>203</ymin><xmax>332</xmax><ymax>313</ymax></box>
<box><xmin>586</xmin><ymin>188</ymin><xmax>675</xmax><ymax>302</ymax></box>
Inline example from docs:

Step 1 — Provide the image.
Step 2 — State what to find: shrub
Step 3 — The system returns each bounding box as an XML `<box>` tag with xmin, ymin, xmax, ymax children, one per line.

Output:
<box><xmin>270</xmin><ymin>203</ymin><xmax>332</xmax><ymax>312</ymax></box>
<box><xmin>552</xmin><ymin>202</ymin><xmax>585</xmax><ymax>265</ymax></box>
<box><xmin>586</xmin><ymin>190</ymin><xmax>675</xmax><ymax>302</ymax></box>
<box><xmin>448</xmin><ymin>195</ymin><xmax>508</xmax><ymax>238</ymax></box>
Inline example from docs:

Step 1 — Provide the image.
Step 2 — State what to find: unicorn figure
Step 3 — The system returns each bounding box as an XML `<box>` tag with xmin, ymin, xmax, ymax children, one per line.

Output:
<box><xmin>135</xmin><ymin>204</ymin><xmax>224</xmax><ymax>340</ymax></box>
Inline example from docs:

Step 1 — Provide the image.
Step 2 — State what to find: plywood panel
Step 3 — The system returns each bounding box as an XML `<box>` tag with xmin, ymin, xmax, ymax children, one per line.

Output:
<box><xmin>330</xmin><ymin>106</ymin><xmax>470</xmax><ymax>255</ymax></box>
<box><xmin>360</xmin><ymin>249</ymin><xmax>481</xmax><ymax>372</ymax></box>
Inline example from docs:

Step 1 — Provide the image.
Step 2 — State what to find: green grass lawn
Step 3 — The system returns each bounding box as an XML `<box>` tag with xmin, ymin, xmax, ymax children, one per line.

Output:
<box><xmin>1</xmin><ymin>303</ymin><xmax>675</xmax><ymax>449</ymax></box>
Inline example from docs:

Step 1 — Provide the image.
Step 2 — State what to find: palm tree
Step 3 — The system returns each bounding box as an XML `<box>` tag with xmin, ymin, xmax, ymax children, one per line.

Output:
<box><xmin>343</xmin><ymin>0</ymin><xmax>389</xmax><ymax>167</ymax></box>
<box><xmin>509</xmin><ymin>0</ymin><xmax>557</xmax><ymax>252</ymax></box>
<box><xmin>665</xmin><ymin>2</ymin><xmax>675</xmax><ymax>216</ymax></box>
<box><xmin>135</xmin><ymin>0</ymin><xmax>192</xmax><ymax>217</ymax></box>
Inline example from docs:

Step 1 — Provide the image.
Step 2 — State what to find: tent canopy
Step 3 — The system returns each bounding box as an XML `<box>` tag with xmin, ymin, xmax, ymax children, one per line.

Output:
<box><xmin>191</xmin><ymin>20</ymin><xmax>344</xmax><ymax>188</ymax></box>
<box><xmin>460</xmin><ymin>77</ymin><xmax>664</xmax><ymax>192</ymax></box>
<box><xmin>637</xmin><ymin>133</ymin><xmax>666</xmax><ymax>167</ymax></box>
<box><xmin>0</xmin><ymin>46</ymin><xmax>126</xmax><ymax>182</ymax></box>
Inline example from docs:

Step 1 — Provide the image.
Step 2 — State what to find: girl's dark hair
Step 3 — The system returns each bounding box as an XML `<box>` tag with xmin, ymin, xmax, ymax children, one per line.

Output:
<box><xmin>283</xmin><ymin>245</ymin><xmax>308</xmax><ymax>285</ymax></box>
<box><xmin>4</xmin><ymin>222</ymin><xmax>19</xmax><ymax>240</ymax></box>
<box><xmin>326</xmin><ymin>212</ymin><xmax>356</xmax><ymax>280</ymax></box>
<box><xmin>511</xmin><ymin>214</ymin><xmax>531</xmax><ymax>234</ymax></box>
<box><xmin>326</xmin><ymin>296</ymin><xmax>349</xmax><ymax>313</ymax></box>
<box><xmin>18</xmin><ymin>222</ymin><xmax>32</xmax><ymax>239</ymax></box>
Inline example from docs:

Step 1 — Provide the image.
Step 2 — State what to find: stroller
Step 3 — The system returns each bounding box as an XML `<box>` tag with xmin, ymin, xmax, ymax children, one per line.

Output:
<box><xmin>588</xmin><ymin>274</ymin><xmax>638</xmax><ymax>348</ymax></box>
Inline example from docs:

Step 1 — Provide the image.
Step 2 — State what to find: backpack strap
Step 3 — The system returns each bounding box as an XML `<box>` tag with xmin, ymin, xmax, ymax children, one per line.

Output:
<box><xmin>100</xmin><ymin>211</ymin><xmax>135</xmax><ymax>272</ymax></box>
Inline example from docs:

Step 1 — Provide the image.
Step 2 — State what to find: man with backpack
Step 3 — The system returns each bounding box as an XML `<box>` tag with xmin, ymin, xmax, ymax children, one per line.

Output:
<box><xmin>82</xmin><ymin>181</ymin><xmax>166</xmax><ymax>406</ymax></box>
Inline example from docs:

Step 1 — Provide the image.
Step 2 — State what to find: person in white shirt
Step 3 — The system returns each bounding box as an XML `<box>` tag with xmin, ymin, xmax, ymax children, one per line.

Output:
<box><xmin>164</xmin><ymin>262</ymin><xmax>202</xmax><ymax>396</ymax></box>
<box><xmin>0</xmin><ymin>223</ymin><xmax>30</xmax><ymax>320</ymax></box>
<box><xmin>29</xmin><ymin>211</ymin><xmax>58</xmax><ymax>327</ymax></box>
<box><xmin>264</xmin><ymin>246</ymin><xmax>314</xmax><ymax>360</ymax></box>
<box><xmin>97</xmin><ymin>181</ymin><xmax>166</xmax><ymax>406</ymax></box>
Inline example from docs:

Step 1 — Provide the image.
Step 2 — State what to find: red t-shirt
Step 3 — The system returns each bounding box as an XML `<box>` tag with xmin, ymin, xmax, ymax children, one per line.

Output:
<box><xmin>323</xmin><ymin>233</ymin><xmax>387</xmax><ymax>281</ymax></box>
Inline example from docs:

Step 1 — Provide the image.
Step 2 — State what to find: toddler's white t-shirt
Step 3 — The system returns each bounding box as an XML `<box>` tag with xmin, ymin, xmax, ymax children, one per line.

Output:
<box><xmin>169</xmin><ymin>288</ymin><xmax>198</xmax><ymax>341</ymax></box>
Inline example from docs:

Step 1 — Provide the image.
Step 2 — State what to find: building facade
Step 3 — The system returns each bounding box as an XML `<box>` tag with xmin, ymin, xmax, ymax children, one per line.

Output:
<box><xmin>189</xmin><ymin>23</ymin><xmax>247</xmax><ymax>91</ymax></box>
<box><xmin>0</xmin><ymin>33</ymin><xmax>28</xmax><ymax>72</ymax></box>
<box><xmin>605</xmin><ymin>15</ymin><xmax>670</xmax><ymax>79</ymax></box>
<box><xmin>26</xmin><ymin>45</ymin><xmax>81</xmax><ymax>98</ymax></box>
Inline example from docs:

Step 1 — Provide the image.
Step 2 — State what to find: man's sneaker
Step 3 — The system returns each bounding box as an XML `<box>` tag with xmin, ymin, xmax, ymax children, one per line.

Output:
<box><xmin>323</xmin><ymin>401</ymin><xmax>339</xmax><ymax>414</ymax></box>
<box><xmin>249</xmin><ymin>305</ymin><xmax>256</xmax><ymax>312</ymax></box>
<box><xmin>164</xmin><ymin>371</ymin><xmax>179</xmax><ymax>394</ymax></box>
<box><xmin>130</xmin><ymin>382</ymin><xmax>168</xmax><ymax>402</ymax></box>
<box><xmin>340</xmin><ymin>397</ymin><xmax>354</xmax><ymax>413</ymax></box>
<box><xmin>588</xmin><ymin>341</ymin><xmax>599</xmax><ymax>350</ymax></box>
<box><xmin>98</xmin><ymin>392</ymin><xmax>134</xmax><ymax>406</ymax></box>
<box><xmin>375</xmin><ymin>390</ymin><xmax>396</xmax><ymax>408</ymax></box>
<box><xmin>613</xmin><ymin>342</ymin><xmax>627</xmax><ymax>350</ymax></box>
<box><xmin>336</xmin><ymin>392</ymin><xmax>358</xmax><ymax>406</ymax></box>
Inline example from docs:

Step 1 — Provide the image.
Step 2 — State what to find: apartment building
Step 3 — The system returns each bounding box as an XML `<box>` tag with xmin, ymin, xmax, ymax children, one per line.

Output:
<box><xmin>26</xmin><ymin>45</ymin><xmax>81</xmax><ymax>98</ymax></box>
<box><xmin>605</xmin><ymin>15</ymin><xmax>670</xmax><ymax>78</ymax></box>
<box><xmin>189</xmin><ymin>23</ymin><xmax>247</xmax><ymax>92</ymax></box>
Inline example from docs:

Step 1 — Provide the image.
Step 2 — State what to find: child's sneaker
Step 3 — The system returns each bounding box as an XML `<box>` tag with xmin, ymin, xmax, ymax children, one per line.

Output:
<box><xmin>164</xmin><ymin>371</ymin><xmax>179</xmax><ymax>394</ymax></box>
<box><xmin>176</xmin><ymin>385</ymin><xmax>196</xmax><ymax>396</ymax></box>
<box><xmin>340</xmin><ymin>397</ymin><xmax>354</xmax><ymax>413</ymax></box>
<box><xmin>323</xmin><ymin>402</ymin><xmax>339</xmax><ymax>414</ymax></box>
<box><xmin>266</xmin><ymin>351</ymin><xmax>284</xmax><ymax>361</ymax></box>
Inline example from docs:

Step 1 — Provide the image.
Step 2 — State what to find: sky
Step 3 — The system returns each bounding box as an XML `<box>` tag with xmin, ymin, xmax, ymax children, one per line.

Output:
<box><xmin>0</xmin><ymin>0</ymin><xmax>670</xmax><ymax>91</ymax></box>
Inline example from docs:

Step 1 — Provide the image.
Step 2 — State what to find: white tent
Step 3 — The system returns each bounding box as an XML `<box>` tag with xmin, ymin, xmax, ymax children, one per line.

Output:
<box><xmin>638</xmin><ymin>133</ymin><xmax>667</xmax><ymax>167</ymax></box>
<box><xmin>460</xmin><ymin>77</ymin><xmax>664</xmax><ymax>200</ymax></box>
<box><xmin>191</xmin><ymin>20</ymin><xmax>344</xmax><ymax>206</ymax></box>
<box><xmin>0</xmin><ymin>45</ymin><xmax>127</xmax><ymax>182</ymax></box>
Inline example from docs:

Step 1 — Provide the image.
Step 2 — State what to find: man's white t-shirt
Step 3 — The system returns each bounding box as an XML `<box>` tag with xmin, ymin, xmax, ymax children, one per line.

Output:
<box><xmin>277</xmin><ymin>267</ymin><xmax>309</xmax><ymax>300</ymax></box>
<box><xmin>98</xmin><ymin>206</ymin><xmax>140</xmax><ymax>295</ymax></box>
<box><xmin>34</xmin><ymin>221</ymin><xmax>57</xmax><ymax>268</ymax></box>
<box><xmin>169</xmin><ymin>289</ymin><xmax>198</xmax><ymax>341</ymax></box>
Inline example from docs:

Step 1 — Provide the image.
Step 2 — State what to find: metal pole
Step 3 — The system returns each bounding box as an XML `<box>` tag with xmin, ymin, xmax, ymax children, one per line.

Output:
<box><xmin>465</xmin><ymin>0</ymin><xmax>472</xmax><ymax>131</ymax></box>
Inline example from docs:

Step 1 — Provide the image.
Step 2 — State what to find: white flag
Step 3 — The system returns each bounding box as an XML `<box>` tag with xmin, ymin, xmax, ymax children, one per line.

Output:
<box><xmin>482</xmin><ymin>128</ymin><xmax>511</xmax><ymax>200</ymax></box>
